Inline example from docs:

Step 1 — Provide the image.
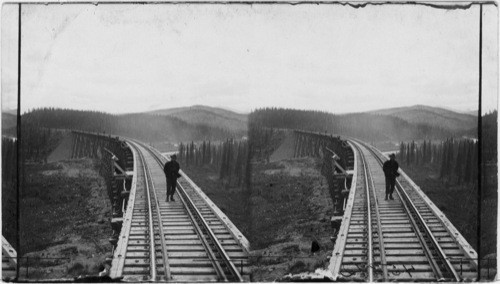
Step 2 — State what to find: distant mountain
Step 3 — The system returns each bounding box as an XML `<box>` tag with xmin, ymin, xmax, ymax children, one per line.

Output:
<box><xmin>147</xmin><ymin>105</ymin><xmax>247</xmax><ymax>132</ymax></box>
<box><xmin>2</xmin><ymin>108</ymin><xmax>17</xmax><ymax>115</ymax></box>
<box><xmin>2</xmin><ymin>112</ymin><xmax>17</xmax><ymax>136</ymax></box>
<box><xmin>368</xmin><ymin>105</ymin><xmax>477</xmax><ymax>132</ymax></box>
<box><xmin>465</xmin><ymin>110</ymin><xmax>479</xmax><ymax>116</ymax></box>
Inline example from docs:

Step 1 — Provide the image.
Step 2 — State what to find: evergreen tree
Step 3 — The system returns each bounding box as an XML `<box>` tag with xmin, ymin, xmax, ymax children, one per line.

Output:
<box><xmin>464</xmin><ymin>141</ymin><xmax>473</xmax><ymax>183</ymax></box>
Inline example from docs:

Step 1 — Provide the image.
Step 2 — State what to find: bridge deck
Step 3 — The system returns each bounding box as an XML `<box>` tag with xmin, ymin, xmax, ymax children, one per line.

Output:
<box><xmin>110</xmin><ymin>140</ymin><xmax>249</xmax><ymax>282</ymax></box>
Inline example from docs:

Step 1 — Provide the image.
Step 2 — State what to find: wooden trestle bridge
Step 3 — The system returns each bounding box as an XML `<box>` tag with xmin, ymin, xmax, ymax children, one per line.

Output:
<box><xmin>2</xmin><ymin>130</ymin><xmax>483</xmax><ymax>282</ymax></box>
<box><xmin>328</xmin><ymin>138</ymin><xmax>478</xmax><ymax>281</ymax></box>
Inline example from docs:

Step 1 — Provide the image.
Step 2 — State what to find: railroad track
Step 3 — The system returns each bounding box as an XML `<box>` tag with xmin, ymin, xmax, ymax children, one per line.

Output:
<box><xmin>330</xmin><ymin>139</ymin><xmax>478</xmax><ymax>282</ymax></box>
<box><xmin>110</xmin><ymin>140</ymin><xmax>249</xmax><ymax>282</ymax></box>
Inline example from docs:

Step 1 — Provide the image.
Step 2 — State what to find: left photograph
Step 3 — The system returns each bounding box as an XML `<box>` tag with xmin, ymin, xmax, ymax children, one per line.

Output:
<box><xmin>2</xmin><ymin>3</ymin><xmax>251</xmax><ymax>281</ymax></box>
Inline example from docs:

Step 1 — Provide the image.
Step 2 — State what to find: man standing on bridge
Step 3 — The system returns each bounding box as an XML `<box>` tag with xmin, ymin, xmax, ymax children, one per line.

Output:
<box><xmin>164</xmin><ymin>154</ymin><xmax>181</xmax><ymax>202</ymax></box>
<box><xmin>383</xmin><ymin>153</ymin><xmax>399</xmax><ymax>200</ymax></box>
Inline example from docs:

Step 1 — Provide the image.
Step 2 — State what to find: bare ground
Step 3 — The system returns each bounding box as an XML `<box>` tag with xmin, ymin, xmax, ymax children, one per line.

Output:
<box><xmin>269</xmin><ymin>131</ymin><xmax>295</xmax><ymax>162</ymax></box>
<box><xmin>183</xmin><ymin>156</ymin><xmax>335</xmax><ymax>282</ymax></box>
<box><xmin>19</xmin><ymin>158</ymin><xmax>112</xmax><ymax>280</ymax></box>
<box><xmin>248</xmin><ymin>157</ymin><xmax>334</xmax><ymax>281</ymax></box>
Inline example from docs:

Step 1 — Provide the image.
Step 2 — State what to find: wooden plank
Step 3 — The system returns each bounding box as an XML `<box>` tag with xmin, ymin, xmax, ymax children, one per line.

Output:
<box><xmin>171</xmin><ymin>274</ymin><xmax>218</xmax><ymax>282</ymax></box>
<box><xmin>164</xmin><ymin>229</ymin><xmax>196</xmax><ymax>235</ymax></box>
<box><xmin>125</xmin><ymin>251</ymin><xmax>149</xmax><ymax>258</ymax></box>
<box><xmin>124</xmin><ymin>259</ymin><xmax>150</xmax><ymax>267</ymax></box>
<box><xmin>2</xmin><ymin>236</ymin><xmax>17</xmax><ymax>271</ymax></box>
<box><xmin>166</xmin><ymin>245</ymin><xmax>206</xmax><ymax>251</ymax></box>
<box><xmin>122</xmin><ymin>266</ymin><xmax>149</xmax><ymax>274</ymax></box>
<box><xmin>167</xmin><ymin>252</ymin><xmax>209</xmax><ymax>258</ymax></box>
<box><xmin>165</xmin><ymin>239</ymin><xmax>203</xmax><ymax>245</ymax></box>
<box><xmin>385</xmin><ymin>249</ymin><xmax>425</xmax><ymax>256</ymax></box>
<box><xmin>384</xmin><ymin>256</ymin><xmax>430</xmax><ymax>263</ymax></box>
<box><xmin>165</xmin><ymin>235</ymin><xmax>199</xmax><ymax>240</ymax></box>
<box><xmin>385</xmin><ymin>272</ymin><xmax>436</xmax><ymax>281</ymax></box>
<box><xmin>170</xmin><ymin>267</ymin><xmax>216</xmax><ymax>274</ymax></box>
<box><xmin>168</xmin><ymin>259</ymin><xmax>215</xmax><ymax>267</ymax></box>
<box><xmin>162</xmin><ymin>222</ymin><xmax>192</xmax><ymax>226</ymax></box>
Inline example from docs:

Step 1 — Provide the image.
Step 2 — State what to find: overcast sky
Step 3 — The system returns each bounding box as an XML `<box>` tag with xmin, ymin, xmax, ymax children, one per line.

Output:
<box><xmin>1</xmin><ymin>3</ymin><xmax>498</xmax><ymax>114</ymax></box>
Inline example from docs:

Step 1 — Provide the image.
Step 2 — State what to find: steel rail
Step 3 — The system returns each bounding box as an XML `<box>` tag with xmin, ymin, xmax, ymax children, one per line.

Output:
<box><xmin>148</xmin><ymin>146</ymin><xmax>242</xmax><ymax>281</ymax></box>
<box><xmin>135</xmin><ymin>144</ymin><xmax>158</xmax><ymax>281</ymax></box>
<box><xmin>397</xmin><ymin>168</ymin><xmax>479</xmax><ymax>271</ymax></box>
<box><xmin>394</xmin><ymin>177</ymin><xmax>445</xmax><ymax>279</ymax></box>
<box><xmin>358</xmin><ymin>139</ymin><xmax>462</xmax><ymax>281</ymax></box>
<box><xmin>176</xmin><ymin>182</ymin><xmax>243</xmax><ymax>281</ymax></box>
<box><xmin>135</xmin><ymin>140</ymin><xmax>227</xmax><ymax>280</ymax></box>
<box><xmin>176</xmin><ymin>187</ymin><xmax>228</xmax><ymax>281</ymax></box>
<box><xmin>350</xmin><ymin>141</ymin><xmax>388</xmax><ymax>281</ymax></box>
<box><xmin>358</xmin><ymin>143</ymin><xmax>374</xmax><ymax>281</ymax></box>
<box><xmin>144</xmin><ymin>143</ymin><xmax>244</xmax><ymax>282</ymax></box>
<box><xmin>355</xmin><ymin>140</ymin><xmax>443</xmax><ymax>278</ymax></box>
<box><xmin>134</xmin><ymin>142</ymin><xmax>172</xmax><ymax>281</ymax></box>
<box><xmin>352</xmin><ymin>139</ymin><xmax>443</xmax><ymax>280</ymax></box>
<box><xmin>366</xmin><ymin>168</ymin><xmax>388</xmax><ymax>281</ymax></box>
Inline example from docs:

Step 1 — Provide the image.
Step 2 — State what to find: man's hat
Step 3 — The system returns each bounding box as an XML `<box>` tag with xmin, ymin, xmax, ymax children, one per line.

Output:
<box><xmin>389</xmin><ymin>153</ymin><xmax>396</xmax><ymax>158</ymax></box>
<box><xmin>171</xmin><ymin>154</ymin><xmax>177</xmax><ymax>159</ymax></box>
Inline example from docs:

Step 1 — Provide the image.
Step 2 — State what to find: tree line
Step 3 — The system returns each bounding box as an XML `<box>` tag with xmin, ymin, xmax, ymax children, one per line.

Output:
<box><xmin>20</xmin><ymin>123</ymin><xmax>65</xmax><ymax>163</ymax></box>
<box><xmin>177</xmin><ymin>126</ymin><xmax>291</xmax><ymax>191</ymax></box>
<box><xmin>178</xmin><ymin>139</ymin><xmax>251</xmax><ymax>189</ymax></box>
<box><xmin>398</xmin><ymin>139</ymin><xmax>478</xmax><ymax>184</ymax></box>
<box><xmin>21</xmin><ymin>108</ymin><xmax>243</xmax><ymax>144</ymax></box>
<box><xmin>2</xmin><ymin>137</ymin><xmax>17</xmax><ymax>182</ymax></box>
<box><xmin>247</xmin><ymin>125</ymin><xmax>286</xmax><ymax>162</ymax></box>
<box><xmin>482</xmin><ymin>110</ymin><xmax>497</xmax><ymax>163</ymax></box>
<box><xmin>2</xmin><ymin>137</ymin><xmax>18</xmax><ymax>249</ymax></box>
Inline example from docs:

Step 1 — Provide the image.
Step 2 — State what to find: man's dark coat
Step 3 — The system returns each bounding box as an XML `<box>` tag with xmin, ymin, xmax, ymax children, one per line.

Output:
<box><xmin>164</xmin><ymin>160</ymin><xmax>181</xmax><ymax>181</ymax></box>
<box><xmin>383</xmin><ymin>159</ymin><xmax>399</xmax><ymax>180</ymax></box>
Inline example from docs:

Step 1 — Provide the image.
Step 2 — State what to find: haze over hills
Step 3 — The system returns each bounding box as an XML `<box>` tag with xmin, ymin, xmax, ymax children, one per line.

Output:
<box><xmin>249</xmin><ymin>107</ymin><xmax>461</xmax><ymax>143</ymax></box>
<box><xmin>368</xmin><ymin>105</ymin><xmax>477</xmax><ymax>132</ymax></box>
<box><xmin>2</xmin><ymin>108</ymin><xmax>17</xmax><ymax>135</ymax></box>
<box><xmin>170</xmin><ymin>104</ymin><xmax>479</xmax><ymax>137</ymax></box>
<box><xmin>3</xmin><ymin>104</ymin><xmax>483</xmax><ymax>143</ymax></box>
<box><xmin>2</xmin><ymin>113</ymin><xmax>16</xmax><ymax>137</ymax></box>
<box><xmin>2</xmin><ymin>108</ymin><xmax>17</xmax><ymax>115</ymax></box>
<box><xmin>146</xmin><ymin>105</ymin><xmax>247</xmax><ymax>133</ymax></box>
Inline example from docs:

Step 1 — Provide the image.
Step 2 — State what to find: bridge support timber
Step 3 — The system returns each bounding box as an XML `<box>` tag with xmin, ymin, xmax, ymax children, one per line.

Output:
<box><xmin>70</xmin><ymin>131</ymin><xmax>135</xmax><ymax>271</ymax></box>
<box><xmin>293</xmin><ymin>130</ymin><xmax>355</xmax><ymax>233</ymax></box>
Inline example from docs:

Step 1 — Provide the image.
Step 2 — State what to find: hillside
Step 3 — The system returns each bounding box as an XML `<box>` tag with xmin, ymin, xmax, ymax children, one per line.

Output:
<box><xmin>147</xmin><ymin>105</ymin><xmax>247</xmax><ymax>132</ymax></box>
<box><xmin>249</xmin><ymin>107</ymin><xmax>458</xmax><ymax>143</ymax></box>
<box><xmin>21</xmin><ymin>108</ymin><xmax>244</xmax><ymax>144</ymax></box>
<box><xmin>368</xmin><ymin>105</ymin><xmax>477</xmax><ymax>131</ymax></box>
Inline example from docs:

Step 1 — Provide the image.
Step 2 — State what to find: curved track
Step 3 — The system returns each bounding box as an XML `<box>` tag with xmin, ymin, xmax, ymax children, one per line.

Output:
<box><xmin>332</xmin><ymin>139</ymin><xmax>478</xmax><ymax>282</ymax></box>
<box><xmin>110</xmin><ymin>140</ymin><xmax>249</xmax><ymax>282</ymax></box>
